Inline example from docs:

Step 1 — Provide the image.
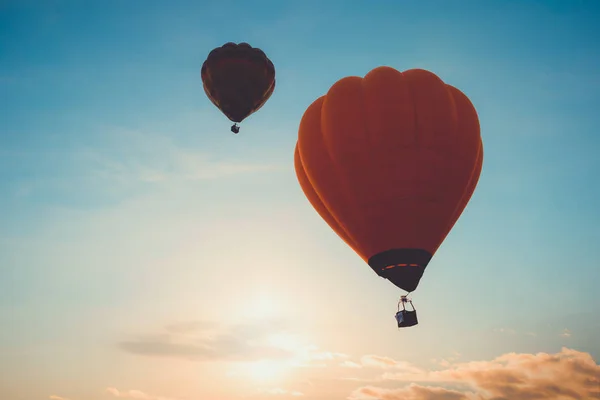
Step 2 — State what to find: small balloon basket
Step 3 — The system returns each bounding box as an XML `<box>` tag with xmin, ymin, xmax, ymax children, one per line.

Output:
<box><xmin>395</xmin><ymin>295</ymin><xmax>418</xmax><ymax>328</ymax></box>
<box><xmin>231</xmin><ymin>124</ymin><xmax>240</xmax><ymax>134</ymax></box>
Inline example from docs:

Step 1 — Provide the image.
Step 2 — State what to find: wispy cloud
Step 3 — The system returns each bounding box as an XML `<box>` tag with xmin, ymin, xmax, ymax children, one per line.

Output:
<box><xmin>341</xmin><ymin>361</ymin><xmax>363</xmax><ymax>368</ymax></box>
<box><xmin>492</xmin><ymin>327</ymin><xmax>517</xmax><ymax>335</ymax></box>
<box><xmin>79</xmin><ymin>128</ymin><xmax>281</xmax><ymax>185</ymax></box>
<box><xmin>349</xmin><ymin>384</ymin><xmax>469</xmax><ymax>400</ymax></box>
<box><xmin>49</xmin><ymin>396</ymin><xmax>70</xmax><ymax>400</ymax></box>
<box><xmin>260</xmin><ymin>388</ymin><xmax>305</xmax><ymax>397</ymax></box>
<box><xmin>339</xmin><ymin>355</ymin><xmax>423</xmax><ymax>373</ymax></box>
<box><xmin>292</xmin><ymin>345</ymin><xmax>350</xmax><ymax>368</ymax></box>
<box><xmin>431</xmin><ymin>351</ymin><xmax>462</xmax><ymax>368</ymax></box>
<box><xmin>560</xmin><ymin>328</ymin><xmax>572</xmax><ymax>338</ymax></box>
<box><xmin>346</xmin><ymin>347</ymin><xmax>600</xmax><ymax>400</ymax></box>
<box><xmin>360</xmin><ymin>355</ymin><xmax>423</xmax><ymax>373</ymax></box>
<box><xmin>8</xmin><ymin>127</ymin><xmax>281</xmax><ymax>205</ymax></box>
<box><xmin>106</xmin><ymin>387</ymin><xmax>178</xmax><ymax>400</ymax></box>
<box><xmin>118</xmin><ymin>318</ymin><xmax>292</xmax><ymax>362</ymax></box>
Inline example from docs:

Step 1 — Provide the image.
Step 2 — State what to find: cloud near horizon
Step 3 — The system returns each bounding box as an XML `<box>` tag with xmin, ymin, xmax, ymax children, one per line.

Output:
<box><xmin>118</xmin><ymin>318</ymin><xmax>294</xmax><ymax>362</ymax></box>
<box><xmin>78</xmin><ymin>346</ymin><xmax>600</xmax><ymax>400</ymax></box>
<box><xmin>118</xmin><ymin>318</ymin><xmax>354</xmax><ymax>372</ymax></box>
<box><xmin>106</xmin><ymin>387</ymin><xmax>178</xmax><ymax>400</ymax></box>
<box><xmin>115</xmin><ymin>320</ymin><xmax>599</xmax><ymax>400</ymax></box>
<box><xmin>346</xmin><ymin>347</ymin><xmax>600</xmax><ymax>400</ymax></box>
<box><xmin>260</xmin><ymin>388</ymin><xmax>305</xmax><ymax>397</ymax></box>
<box><xmin>358</xmin><ymin>355</ymin><xmax>424</xmax><ymax>374</ymax></box>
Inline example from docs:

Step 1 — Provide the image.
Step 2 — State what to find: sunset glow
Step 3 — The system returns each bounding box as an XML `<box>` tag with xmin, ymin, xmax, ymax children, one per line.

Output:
<box><xmin>2</xmin><ymin>1</ymin><xmax>599</xmax><ymax>400</ymax></box>
<box><xmin>248</xmin><ymin>359</ymin><xmax>286</xmax><ymax>382</ymax></box>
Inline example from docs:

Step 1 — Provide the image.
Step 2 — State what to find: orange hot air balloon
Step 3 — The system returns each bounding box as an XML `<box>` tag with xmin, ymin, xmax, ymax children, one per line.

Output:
<box><xmin>201</xmin><ymin>42</ymin><xmax>276</xmax><ymax>134</ymax></box>
<box><xmin>294</xmin><ymin>66</ymin><xmax>483</xmax><ymax>304</ymax></box>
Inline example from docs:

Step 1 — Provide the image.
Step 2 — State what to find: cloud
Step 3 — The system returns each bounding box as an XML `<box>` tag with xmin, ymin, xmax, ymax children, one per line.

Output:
<box><xmin>341</xmin><ymin>361</ymin><xmax>363</xmax><ymax>368</ymax></box>
<box><xmin>8</xmin><ymin>127</ymin><xmax>281</xmax><ymax>206</ymax></box>
<box><xmin>261</xmin><ymin>388</ymin><xmax>305</xmax><ymax>397</ymax></box>
<box><xmin>49</xmin><ymin>396</ymin><xmax>70</xmax><ymax>400</ymax></box>
<box><xmin>431</xmin><ymin>352</ymin><xmax>462</xmax><ymax>368</ymax></box>
<box><xmin>118</xmin><ymin>318</ymin><xmax>293</xmax><ymax>362</ymax></box>
<box><xmin>81</xmin><ymin>128</ymin><xmax>280</xmax><ymax>185</ymax></box>
<box><xmin>560</xmin><ymin>328</ymin><xmax>572</xmax><ymax>338</ymax></box>
<box><xmin>349</xmin><ymin>384</ymin><xmax>470</xmax><ymax>400</ymax></box>
<box><xmin>106</xmin><ymin>387</ymin><xmax>178</xmax><ymax>400</ymax></box>
<box><xmin>492</xmin><ymin>327</ymin><xmax>517</xmax><ymax>335</ymax></box>
<box><xmin>292</xmin><ymin>346</ymin><xmax>350</xmax><ymax>368</ymax></box>
<box><xmin>311</xmin><ymin>351</ymin><xmax>349</xmax><ymax>360</ymax></box>
<box><xmin>360</xmin><ymin>355</ymin><xmax>423</xmax><ymax>374</ymax></box>
<box><xmin>347</xmin><ymin>348</ymin><xmax>600</xmax><ymax>400</ymax></box>
<box><xmin>339</xmin><ymin>354</ymin><xmax>423</xmax><ymax>372</ymax></box>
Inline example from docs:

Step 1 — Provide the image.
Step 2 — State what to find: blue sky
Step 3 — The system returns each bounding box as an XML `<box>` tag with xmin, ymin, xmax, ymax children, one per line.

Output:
<box><xmin>1</xmin><ymin>1</ymin><xmax>600</xmax><ymax>400</ymax></box>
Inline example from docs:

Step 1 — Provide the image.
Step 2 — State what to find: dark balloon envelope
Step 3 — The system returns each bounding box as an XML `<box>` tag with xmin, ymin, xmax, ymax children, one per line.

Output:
<box><xmin>294</xmin><ymin>66</ymin><xmax>483</xmax><ymax>294</ymax></box>
<box><xmin>201</xmin><ymin>42</ymin><xmax>275</xmax><ymax>130</ymax></box>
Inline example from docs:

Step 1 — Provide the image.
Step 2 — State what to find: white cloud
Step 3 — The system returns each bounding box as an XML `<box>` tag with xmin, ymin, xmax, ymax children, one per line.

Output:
<box><xmin>341</xmin><ymin>361</ymin><xmax>363</xmax><ymax>368</ymax></box>
<box><xmin>106</xmin><ymin>387</ymin><xmax>178</xmax><ymax>400</ymax></box>
<box><xmin>347</xmin><ymin>347</ymin><xmax>600</xmax><ymax>400</ymax></box>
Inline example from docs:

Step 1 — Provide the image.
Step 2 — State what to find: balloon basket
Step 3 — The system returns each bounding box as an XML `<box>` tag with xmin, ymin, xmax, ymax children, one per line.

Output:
<box><xmin>395</xmin><ymin>295</ymin><xmax>418</xmax><ymax>328</ymax></box>
<box><xmin>231</xmin><ymin>124</ymin><xmax>240</xmax><ymax>134</ymax></box>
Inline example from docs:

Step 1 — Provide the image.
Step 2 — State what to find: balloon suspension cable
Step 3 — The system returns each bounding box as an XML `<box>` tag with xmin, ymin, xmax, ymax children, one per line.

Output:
<box><xmin>397</xmin><ymin>292</ymin><xmax>415</xmax><ymax>312</ymax></box>
<box><xmin>231</xmin><ymin>124</ymin><xmax>240</xmax><ymax>134</ymax></box>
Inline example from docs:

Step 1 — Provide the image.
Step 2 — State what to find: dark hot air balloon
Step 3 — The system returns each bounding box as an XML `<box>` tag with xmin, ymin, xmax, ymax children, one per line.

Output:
<box><xmin>201</xmin><ymin>42</ymin><xmax>275</xmax><ymax>134</ymax></box>
<box><xmin>294</xmin><ymin>66</ymin><xmax>483</xmax><ymax>327</ymax></box>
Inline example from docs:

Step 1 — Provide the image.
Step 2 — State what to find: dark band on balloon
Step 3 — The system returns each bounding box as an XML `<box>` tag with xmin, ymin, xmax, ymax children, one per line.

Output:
<box><xmin>368</xmin><ymin>249</ymin><xmax>433</xmax><ymax>292</ymax></box>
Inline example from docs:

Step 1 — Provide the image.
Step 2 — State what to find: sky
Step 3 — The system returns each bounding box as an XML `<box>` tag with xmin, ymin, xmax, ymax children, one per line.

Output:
<box><xmin>1</xmin><ymin>0</ymin><xmax>600</xmax><ymax>399</ymax></box>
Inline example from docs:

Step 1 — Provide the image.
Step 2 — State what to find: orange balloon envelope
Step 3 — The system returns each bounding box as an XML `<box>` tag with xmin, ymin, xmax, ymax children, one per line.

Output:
<box><xmin>201</xmin><ymin>42</ymin><xmax>275</xmax><ymax>132</ymax></box>
<box><xmin>294</xmin><ymin>66</ymin><xmax>483</xmax><ymax>293</ymax></box>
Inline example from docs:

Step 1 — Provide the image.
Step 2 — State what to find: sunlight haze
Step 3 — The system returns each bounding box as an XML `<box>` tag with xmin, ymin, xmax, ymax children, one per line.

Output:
<box><xmin>1</xmin><ymin>1</ymin><xmax>600</xmax><ymax>399</ymax></box>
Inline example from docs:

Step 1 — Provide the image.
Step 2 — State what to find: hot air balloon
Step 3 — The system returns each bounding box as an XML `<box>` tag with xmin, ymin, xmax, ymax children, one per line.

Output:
<box><xmin>294</xmin><ymin>66</ymin><xmax>483</xmax><ymax>327</ymax></box>
<box><xmin>201</xmin><ymin>42</ymin><xmax>276</xmax><ymax>134</ymax></box>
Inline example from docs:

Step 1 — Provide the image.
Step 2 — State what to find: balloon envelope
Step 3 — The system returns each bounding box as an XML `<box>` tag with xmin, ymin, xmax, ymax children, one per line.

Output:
<box><xmin>201</xmin><ymin>42</ymin><xmax>275</xmax><ymax>123</ymax></box>
<box><xmin>294</xmin><ymin>66</ymin><xmax>483</xmax><ymax>292</ymax></box>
